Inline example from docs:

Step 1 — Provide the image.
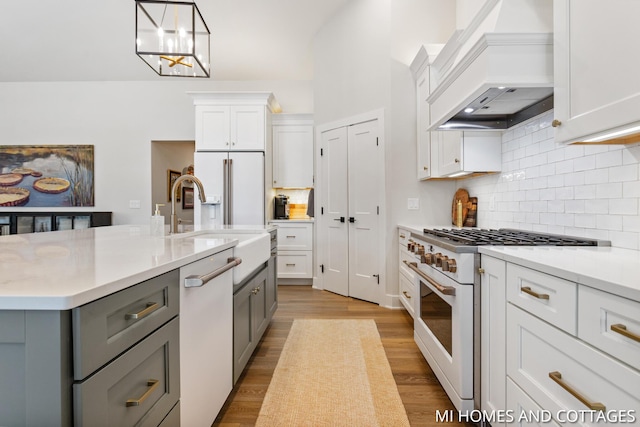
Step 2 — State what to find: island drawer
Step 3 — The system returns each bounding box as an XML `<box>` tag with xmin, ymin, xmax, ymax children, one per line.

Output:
<box><xmin>578</xmin><ymin>286</ymin><xmax>640</xmax><ymax>370</ymax></box>
<box><xmin>72</xmin><ymin>269</ymin><xmax>179</xmax><ymax>380</ymax></box>
<box><xmin>506</xmin><ymin>263</ymin><xmax>577</xmax><ymax>335</ymax></box>
<box><xmin>73</xmin><ymin>317</ymin><xmax>180</xmax><ymax>427</ymax></box>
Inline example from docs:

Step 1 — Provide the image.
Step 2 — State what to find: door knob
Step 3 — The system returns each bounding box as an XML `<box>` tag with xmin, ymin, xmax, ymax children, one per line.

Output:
<box><xmin>349</xmin><ymin>217</ymin><xmax>356</xmax><ymax>223</ymax></box>
<box><xmin>333</xmin><ymin>217</ymin><xmax>345</xmax><ymax>223</ymax></box>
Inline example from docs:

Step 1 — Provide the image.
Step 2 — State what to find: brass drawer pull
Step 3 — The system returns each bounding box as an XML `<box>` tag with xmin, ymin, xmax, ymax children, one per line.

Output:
<box><xmin>286</xmin><ymin>235</ymin><xmax>296</xmax><ymax>238</ymax></box>
<box><xmin>611</xmin><ymin>324</ymin><xmax>640</xmax><ymax>343</ymax></box>
<box><xmin>126</xmin><ymin>379</ymin><xmax>160</xmax><ymax>407</ymax></box>
<box><xmin>399</xmin><ymin>234</ymin><xmax>406</xmax><ymax>239</ymax></box>
<box><xmin>402</xmin><ymin>291</ymin><xmax>411</xmax><ymax>299</ymax></box>
<box><xmin>548</xmin><ymin>371</ymin><xmax>605</xmax><ymax>411</ymax></box>
<box><xmin>521</xmin><ymin>286</ymin><xmax>549</xmax><ymax>300</ymax></box>
<box><xmin>286</xmin><ymin>263</ymin><xmax>296</xmax><ymax>266</ymax></box>
<box><xmin>125</xmin><ymin>302</ymin><xmax>159</xmax><ymax>320</ymax></box>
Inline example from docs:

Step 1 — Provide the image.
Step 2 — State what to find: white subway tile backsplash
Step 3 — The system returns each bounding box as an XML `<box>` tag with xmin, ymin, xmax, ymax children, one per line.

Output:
<box><xmin>555</xmin><ymin>159</ymin><xmax>574</xmax><ymax>174</ymax></box>
<box><xmin>540</xmin><ymin>189</ymin><xmax>556</xmax><ymax>200</ymax></box>
<box><xmin>548</xmin><ymin>200</ymin><xmax>565</xmax><ymax>213</ymax></box>
<box><xmin>610</xmin><ymin>198</ymin><xmax>638</xmax><ymax>215</ymax></box>
<box><xmin>574</xmin><ymin>185</ymin><xmax>596</xmax><ymax>200</ymax></box>
<box><xmin>563</xmin><ymin>145</ymin><xmax>585</xmax><ymax>160</ymax></box>
<box><xmin>556</xmin><ymin>213</ymin><xmax>575</xmax><ymax>227</ymax></box>
<box><xmin>595</xmin><ymin>182</ymin><xmax>623</xmax><ymax>199</ymax></box>
<box><xmin>547</xmin><ymin>174</ymin><xmax>564</xmax><ymax>188</ymax></box>
<box><xmin>564</xmin><ymin>172</ymin><xmax>585</xmax><ymax>187</ymax></box>
<box><xmin>596</xmin><ymin>150</ymin><xmax>623</xmax><ymax>168</ymax></box>
<box><xmin>565</xmin><ymin>200</ymin><xmax>585</xmax><ymax>214</ymax></box>
<box><xmin>574</xmin><ymin>214</ymin><xmax>596</xmax><ymax>229</ymax></box>
<box><xmin>574</xmin><ymin>155</ymin><xmax>596</xmax><ymax>171</ymax></box>
<box><xmin>624</xmin><ymin>181</ymin><xmax>640</xmax><ymax>198</ymax></box>
<box><xmin>584</xmin><ymin>168</ymin><xmax>609</xmax><ymax>184</ymax></box>
<box><xmin>459</xmin><ymin>111</ymin><xmax>640</xmax><ymax>248</ymax></box>
<box><xmin>583</xmin><ymin>145</ymin><xmax>610</xmax><ymax>155</ymax></box>
<box><xmin>556</xmin><ymin>187</ymin><xmax>574</xmax><ymax>200</ymax></box>
<box><xmin>622</xmin><ymin>216</ymin><xmax>640</xmax><ymax>233</ymax></box>
<box><xmin>608</xmin><ymin>164</ymin><xmax>638</xmax><ymax>182</ymax></box>
<box><xmin>585</xmin><ymin>199</ymin><xmax>609</xmax><ymax>214</ymax></box>
<box><xmin>547</xmin><ymin>148</ymin><xmax>565</xmax><ymax>163</ymax></box>
<box><xmin>596</xmin><ymin>214</ymin><xmax>623</xmax><ymax>231</ymax></box>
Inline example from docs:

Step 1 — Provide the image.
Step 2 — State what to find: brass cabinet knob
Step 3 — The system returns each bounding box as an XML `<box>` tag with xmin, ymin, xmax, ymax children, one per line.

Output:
<box><xmin>423</xmin><ymin>166</ymin><xmax>428</xmax><ymax>171</ymax></box>
<box><xmin>454</xmin><ymin>158</ymin><xmax>460</xmax><ymax>163</ymax></box>
<box><xmin>552</xmin><ymin>119</ymin><xmax>562</xmax><ymax>128</ymax></box>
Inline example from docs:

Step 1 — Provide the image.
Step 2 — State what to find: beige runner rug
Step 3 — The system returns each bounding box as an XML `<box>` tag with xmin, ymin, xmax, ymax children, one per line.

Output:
<box><xmin>256</xmin><ymin>319</ymin><xmax>410</xmax><ymax>427</ymax></box>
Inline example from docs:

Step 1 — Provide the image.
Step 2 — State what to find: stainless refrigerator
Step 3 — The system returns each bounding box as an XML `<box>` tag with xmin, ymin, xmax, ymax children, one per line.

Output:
<box><xmin>194</xmin><ymin>151</ymin><xmax>265</xmax><ymax>227</ymax></box>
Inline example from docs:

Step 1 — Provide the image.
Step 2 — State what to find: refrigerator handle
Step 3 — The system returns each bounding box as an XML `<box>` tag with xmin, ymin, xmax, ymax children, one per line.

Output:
<box><xmin>228</xmin><ymin>158</ymin><xmax>233</xmax><ymax>225</ymax></box>
<box><xmin>223</xmin><ymin>158</ymin><xmax>229</xmax><ymax>224</ymax></box>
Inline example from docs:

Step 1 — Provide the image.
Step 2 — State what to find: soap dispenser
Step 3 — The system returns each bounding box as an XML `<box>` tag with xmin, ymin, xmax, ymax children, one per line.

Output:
<box><xmin>151</xmin><ymin>203</ymin><xmax>165</xmax><ymax>236</ymax></box>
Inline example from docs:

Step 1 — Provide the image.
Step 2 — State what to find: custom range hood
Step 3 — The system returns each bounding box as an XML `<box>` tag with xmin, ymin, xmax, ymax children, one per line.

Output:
<box><xmin>428</xmin><ymin>0</ymin><xmax>554</xmax><ymax>131</ymax></box>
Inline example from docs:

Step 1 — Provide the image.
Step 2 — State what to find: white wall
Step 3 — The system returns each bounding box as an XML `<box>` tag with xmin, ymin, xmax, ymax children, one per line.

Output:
<box><xmin>459</xmin><ymin>110</ymin><xmax>640</xmax><ymax>250</ymax></box>
<box><xmin>313</xmin><ymin>0</ymin><xmax>456</xmax><ymax>300</ymax></box>
<box><xmin>0</xmin><ymin>79</ymin><xmax>312</xmax><ymax>225</ymax></box>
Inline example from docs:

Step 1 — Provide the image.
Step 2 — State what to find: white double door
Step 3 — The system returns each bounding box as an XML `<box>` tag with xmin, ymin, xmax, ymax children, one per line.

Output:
<box><xmin>319</xmin><ymin>119</ymin><xmax>380</xmax><ymax>304</ymax></box>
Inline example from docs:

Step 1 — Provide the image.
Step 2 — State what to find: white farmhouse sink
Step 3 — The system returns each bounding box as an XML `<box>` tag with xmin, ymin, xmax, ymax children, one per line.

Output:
<box><xmin>187</xmin><ymin>231</ymin><xmax>270</xmax><ymax>284</ymax></box>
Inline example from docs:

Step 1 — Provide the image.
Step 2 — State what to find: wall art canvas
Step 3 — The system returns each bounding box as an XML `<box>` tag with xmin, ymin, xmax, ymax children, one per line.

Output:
<box><xmin>0</xmin><ymin>145</ymin><xmax>94</xmax><ymax>207</ymax></box>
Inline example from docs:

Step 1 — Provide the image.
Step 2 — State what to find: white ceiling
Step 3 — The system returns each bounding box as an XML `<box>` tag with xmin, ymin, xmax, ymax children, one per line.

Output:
<box><xmin>0</xmin><ymin>0</ymin><xmax>352</xmax><ymax>82</ymax></box>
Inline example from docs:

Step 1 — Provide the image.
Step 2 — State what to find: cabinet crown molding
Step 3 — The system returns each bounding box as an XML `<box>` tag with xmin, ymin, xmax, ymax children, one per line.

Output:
<box><xmin>187</xmin><ymin>91</ymin><xmax>281</xmax><ymax>113</ymax></box>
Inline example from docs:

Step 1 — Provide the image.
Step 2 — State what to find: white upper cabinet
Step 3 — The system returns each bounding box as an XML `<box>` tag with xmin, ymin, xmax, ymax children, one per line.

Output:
<box><xmin>410</xmin><ymin>45</ymin><xmax>443</xmax><ymax>180</ymax></box>
<box><xmin>196</xmin><ymin>105</ymin><xmax>265</xmax><ymax>151</ymax></box>
<box><xmin>436</xmin><ymin>131</ymin><xmax>502</xmax><ymax>177</ymax></box>
<box><xmin>189</xmin><ymin>92</ymin><xmax>281</xmax><ymax>151</ymax></box>
<box><xmin>554</xmin><ymin>0</ymin><xmax>640</xmax><ymax>144</ymax></box>
<box><xmin>416</xmin><ymin>67</ymin><xmax>435</xmax><ymax>180</ymax></box>
<box><xmin>272</xmin><ymin>114</ymin><xmax>314</xmax><ymax>188</ymax></box>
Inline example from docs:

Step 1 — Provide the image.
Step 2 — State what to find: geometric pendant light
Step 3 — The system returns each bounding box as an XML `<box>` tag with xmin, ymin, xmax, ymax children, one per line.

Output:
<box><xmin>135</xmin><ymin>0</ymin><xmax>211</xmax><ymax>77</ymax></box>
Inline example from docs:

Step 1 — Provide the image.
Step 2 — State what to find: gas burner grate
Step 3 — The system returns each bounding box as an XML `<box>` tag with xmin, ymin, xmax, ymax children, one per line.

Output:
<box><xmin>422</xmin><ymin>228</ymin><xmax>602</xmax><ymax>247</ymax></box>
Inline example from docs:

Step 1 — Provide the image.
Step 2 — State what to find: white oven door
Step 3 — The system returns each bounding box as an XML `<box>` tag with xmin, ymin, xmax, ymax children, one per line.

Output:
<box><xmin>414</xmin><ymin>267</ymin><xmax>473</xmax><ymax>411</ymax></box>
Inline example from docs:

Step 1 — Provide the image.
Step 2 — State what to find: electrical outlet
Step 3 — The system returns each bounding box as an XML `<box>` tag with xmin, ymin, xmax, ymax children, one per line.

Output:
<box><xmin>129</xmin><ymin>200</ymin><xmax>141</xmax><ymax>209</ymax></box>
<box><xmin>407</xmin><ymin>198</ymin><xmax>419</xmax><ymax>210</ymax></box>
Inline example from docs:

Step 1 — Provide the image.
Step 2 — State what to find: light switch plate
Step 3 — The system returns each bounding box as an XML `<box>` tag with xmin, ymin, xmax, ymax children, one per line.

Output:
<box><xmin>407</xmin><ymin>198</ymin><xmax>419</xmax><ymax>210</ymax></box>
<box><xmin>129</xmin><ymin>200</ymin><xmax>141</xmax><ymax>209</ymax></box>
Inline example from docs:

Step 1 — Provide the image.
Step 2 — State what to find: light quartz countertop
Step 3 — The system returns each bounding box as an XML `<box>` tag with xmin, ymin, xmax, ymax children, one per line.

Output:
<box><xmin>479</xmin><ymin>246</ymin><xmax>640</xmax><ymax>302</ymax></box>
<box><xmin>0</xmin><ymin>224</ymin><xmax>273</xmax><ymax>311</ymax></box>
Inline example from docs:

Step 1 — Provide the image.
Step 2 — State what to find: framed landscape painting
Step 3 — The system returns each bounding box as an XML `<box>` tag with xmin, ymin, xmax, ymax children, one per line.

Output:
<box><xmin>0</xmin><ymin>145</ymin><xmax>94</xmax><ymax>207</ymax></box>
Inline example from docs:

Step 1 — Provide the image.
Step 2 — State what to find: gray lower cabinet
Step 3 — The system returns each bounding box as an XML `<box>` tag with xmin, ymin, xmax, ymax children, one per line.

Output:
<box><xmin>0</xmin><ymin>310</ymin><xmax>73</xmax><ymax>426</ymax></box>
<box><xmin>0</xmin><ymin>270</ymin><xmax>180</xmax><ymax>427</ymax></box>
<box><xmin>233</xmin><ymin>265</ymin><xmax>269</xmax><ymax>384</ymax></box>
<box><xmin>73</xmin><ymin>318</ymin><xmax>180</xmax><ymax>427</ymax></box>
<box><xmin>266</xmin><ymin>235</ymin><xmax>278</xmax><ymax>318</ymax></box>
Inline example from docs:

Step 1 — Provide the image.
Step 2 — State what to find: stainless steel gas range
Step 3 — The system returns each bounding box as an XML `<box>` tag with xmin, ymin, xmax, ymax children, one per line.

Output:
<box><xmin>402</xmin><ymin>228</ymin><xmax>610</xmax><ymax>413</ymax></box>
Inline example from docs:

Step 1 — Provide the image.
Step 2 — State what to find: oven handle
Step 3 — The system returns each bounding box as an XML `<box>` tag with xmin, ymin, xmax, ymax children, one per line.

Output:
<box><xmin>404</xmin><ymin>261</ymin><xmax>456</xmax><ymax>296</ymax></box>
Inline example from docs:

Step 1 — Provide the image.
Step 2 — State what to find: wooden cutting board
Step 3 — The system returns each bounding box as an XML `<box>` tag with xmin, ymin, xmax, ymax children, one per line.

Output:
<box><xmin>451</xmin><ymin>189</ymin><xmax>469</xmax><ymax>226</ymax></box>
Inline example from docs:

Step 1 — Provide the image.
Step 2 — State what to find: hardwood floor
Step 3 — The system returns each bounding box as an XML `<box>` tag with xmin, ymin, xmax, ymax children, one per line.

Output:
<box><xmin>214</xmin><ymin>285</ymin><xmax>473</xmax><ymax>427</ymax></box>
